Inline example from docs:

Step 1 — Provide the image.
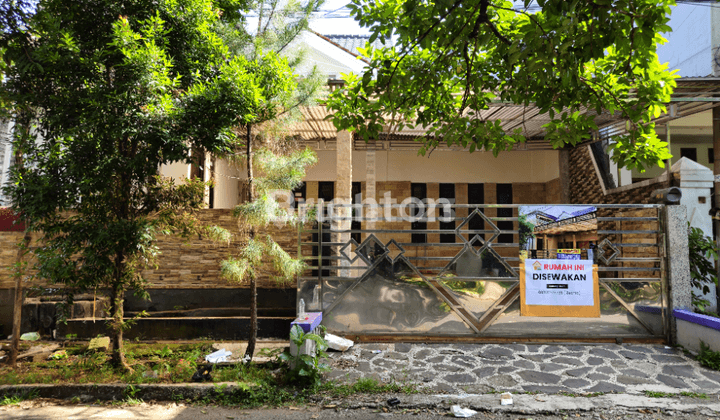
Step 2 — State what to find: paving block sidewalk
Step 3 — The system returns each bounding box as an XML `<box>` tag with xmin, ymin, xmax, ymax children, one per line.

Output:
<box><xmin>324</xmin><ymin>343</ymin><xmax>720</xmax><ymax>394</ymax></box>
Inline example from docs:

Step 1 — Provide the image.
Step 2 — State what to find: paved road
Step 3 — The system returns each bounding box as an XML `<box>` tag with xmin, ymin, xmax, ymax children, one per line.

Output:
<box><xmin>1</xmin><ymin>400</ymin><xmax>718</xmax><ymax>420</ymax></box>
<box><xmin>325</xmin><ymin>343</ymin><xmax>720</xmax><ymax>394</ymax></box>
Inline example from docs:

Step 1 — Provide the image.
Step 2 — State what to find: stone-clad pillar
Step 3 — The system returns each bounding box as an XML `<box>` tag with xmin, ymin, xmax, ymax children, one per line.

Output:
<box><xmin>665</xmin><ymin>205</ymin><xmax>691</xmax><ymax>344</ymax></box>
<box><xmin>334</xmin><ymin>130</ymin><xmax>352</xmax><ymax>277</ymax></box>
<box><xmin>365</xmin><ymin>150</ymin><xmax>376</xmax><ymax>232</ymax></box>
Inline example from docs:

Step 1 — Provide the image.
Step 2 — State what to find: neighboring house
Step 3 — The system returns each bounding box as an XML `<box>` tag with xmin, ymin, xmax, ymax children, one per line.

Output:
<box><xmin>623</xmin><ymin>3</ymin><xmax>720</xmax><ymax>184</ymax></box>
<box><xmin>0</xmin><ymin>120</ymin><xmax>13</xmax><ymax>207</ymax></box>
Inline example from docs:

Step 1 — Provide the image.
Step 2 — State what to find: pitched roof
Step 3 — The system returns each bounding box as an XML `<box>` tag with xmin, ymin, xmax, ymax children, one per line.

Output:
<box><xmin>323</xmin><ymin>34</ymin><xmax>387</xmax><ymax>57</ymax></box>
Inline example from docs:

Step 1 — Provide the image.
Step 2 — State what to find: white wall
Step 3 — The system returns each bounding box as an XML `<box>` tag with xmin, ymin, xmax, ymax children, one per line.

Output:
<box><xmin>0</xmin><ymin>120</ymin><xmax>13</xmax><ymax>206</ymax></box>
<box><xmin>160</xmin><ymin>161</ymin><xmax>190</xmax><ymax>182</ymax></box>
<box><xmin>213</xmin><ymin>158</ymin><xmax>243</xmax><ymax>209</ymax></box>
<box><xmin>658</xmin><ymin>3</ymin><xmax>714</xmax><ymax>77</ymax></box>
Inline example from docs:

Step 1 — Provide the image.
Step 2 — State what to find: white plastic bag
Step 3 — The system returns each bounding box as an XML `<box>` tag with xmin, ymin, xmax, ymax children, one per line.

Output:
<box><xmin>324</xmin><ymin>333</ymin><xmax>354</xmax><ymax>351</ymax></box>
<box><xmin>205</xmin><ymin>348</ymin><xmax>232</xmax><ymax>363</ymax></box>
<box><xmin>500</xmin><ymin>392</ymin><xmax>513</xmax><ymax>405</ymax></box>
<box><xmin>451</xmin><ymin>405</ymin><xmax>477</xmax><ymax>417</ymax></box>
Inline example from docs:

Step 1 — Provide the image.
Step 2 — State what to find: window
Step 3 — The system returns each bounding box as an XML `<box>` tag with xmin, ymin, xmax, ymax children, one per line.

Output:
<box><xmin>680</xmin><ymin>148</ymin><xmax>697</xmax><ymax>162</ymax></box>
<box><xmin>411</xmin><ymin>183</ymin><xmax>427</xmax><ymax>243</ymax></box>
<box><xmin>496</xmin><ymin>184</ymin><xmax>513</xmax><ymax>244</ymax></box>
<box><xmin>351</xmin><ymin>182</ymin><xmax>362</xmax><ymax>243</ymax></box>
<box><xmin>292</xmin><ymin>183</ymin><xmax>306</xmax><ymax>209</ymax></box>
<box><xmin>710</xmin><ymin>148</ymin><xmax>715</xmax><ymax>164</ymax></box>
<box><xmin>318</xmin><ymin>181</ymin><xmax>334</xmax><ymax>219</ymax></box>
<box><xmin>468</xmin><ymin>183</ymin><xmax>485</xmax><ymax>244</ymax></box>
<box><xmin>318</xmin><ymin>181</ymin><xmax>334</xmax><ymax>202</ymax></box>
<box><xmin>439</xmin><ymin>183</ymin><xmax>455</xmax><ymax>243</ymax></box>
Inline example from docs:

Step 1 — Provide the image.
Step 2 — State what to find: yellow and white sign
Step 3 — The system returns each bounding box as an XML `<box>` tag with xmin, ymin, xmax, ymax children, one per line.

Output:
<box><xmin>520</xmin><ymin>259</ymin><xmax>599</xmax><ymax>317</ymax></box>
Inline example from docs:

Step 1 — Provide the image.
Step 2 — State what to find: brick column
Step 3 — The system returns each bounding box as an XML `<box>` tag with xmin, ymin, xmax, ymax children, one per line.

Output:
<box><xmin>334</xmin><ymin>130</ymin><xmax>352</xmax><ymax>277</ymax></box>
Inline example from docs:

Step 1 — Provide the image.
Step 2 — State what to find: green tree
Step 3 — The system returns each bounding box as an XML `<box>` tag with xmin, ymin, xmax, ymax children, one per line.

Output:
<box><xmin>0</xmin><ymin>0</ymin><xmax>296</xmax><ymax>369</ymax></box>
<box><xmin>518</xmin><ymin>214</ymin><xmax>534</xmax><ymax>250</ymax></box>
<box><xmin>327</xmin><ymin>0</ymin><xmax>677</xmax><ymax>171</ymax></box>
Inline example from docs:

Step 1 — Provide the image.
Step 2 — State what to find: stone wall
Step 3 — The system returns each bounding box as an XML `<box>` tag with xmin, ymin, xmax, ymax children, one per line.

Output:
<box><xmin>569</xmin><ymin>145</ymin><xmax>676</xmax><ymax>205</ymax></box>
<box><xmin>0</xmin><ymin>209</ymin><xmax>306</xmax><ymax>290</ymax></box>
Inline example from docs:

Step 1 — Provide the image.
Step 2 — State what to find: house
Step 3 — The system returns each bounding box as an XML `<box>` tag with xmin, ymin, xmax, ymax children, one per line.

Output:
<box><xmin>2</xmin><ymin>4</ymin><xmax>719</xmax><ymax>339</ymax></box>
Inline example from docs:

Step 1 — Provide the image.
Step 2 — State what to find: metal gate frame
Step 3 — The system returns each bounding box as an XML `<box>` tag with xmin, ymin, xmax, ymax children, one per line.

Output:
<box><xmin>297</xmin><ymin>203</ymin><xmax>668</xmax><ymax>342</ymax></box>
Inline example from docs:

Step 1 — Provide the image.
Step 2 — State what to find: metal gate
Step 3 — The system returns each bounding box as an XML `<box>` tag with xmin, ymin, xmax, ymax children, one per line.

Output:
<box><xmin>296</xmin><ymin>203</ymin><xmax>668</xmax><ymax>341</ymax></box>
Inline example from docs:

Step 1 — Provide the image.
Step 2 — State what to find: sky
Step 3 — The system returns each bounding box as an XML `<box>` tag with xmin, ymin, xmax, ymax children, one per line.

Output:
<box><xmin>307</xmin><ymin>0</ymin><xmax>368</xmax><ymax>35</ymax></box>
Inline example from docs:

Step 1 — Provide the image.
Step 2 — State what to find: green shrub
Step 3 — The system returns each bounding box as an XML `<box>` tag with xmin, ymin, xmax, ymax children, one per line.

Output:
<box><xmin>697</xmin><ymin>341</ymin><xmax>720</xmax><ymax>371</ymax></box>
<box><xmin>688</xmin><ymin>225</ymin><xmax>719</xmax><ymax>313</ymax></box>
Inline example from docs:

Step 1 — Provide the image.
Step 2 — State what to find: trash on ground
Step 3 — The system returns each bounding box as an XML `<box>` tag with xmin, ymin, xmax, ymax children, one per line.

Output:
<box><xmin>325</xmin><ymin>333</ymin><xmax>353</xmax><ymax>351</ymax></box>
<box><xmin>142</xmin><ymin>370</ymin><xmax>159</xmax><ymax>379</ymax></box>
<box><xmin>500</xmin><ymin>392</ymin><xmax>513</xmax><ymax>405</ymax></box>
<box><xmin>48</xmin><ymin>350</ymin><xmax>68</xmax><ymax>360</ymax></box>
<box><xmin>20</xmin><ymin>332</ymin><xmax>40</xmax><ymax>341</ymax></box>
<box><xmin>372</xmin><ymin>350</ymin><xmax>382</xmax><ymax>354</ymax></box>
<box><xmin>17</xmin><ymin>343</ymin><xmax>60</xmax><ymax>361</ymax></box>
<box><xmin>451</xmin><ymin>405</ymin><xmax>477</xmax><ymax>417</ymax></box>
<box><xmin>387</xmin><ymin>397</ymin><xmax>400</xmax><ymax>407</ymax></box>
<box><xmin>88</xmin><ymin>336</ymin><xmax>110</xmax><ymax>351</ymax></box>
<box><xmin>192</xmin><ymin>364</ymin><xmax>213</xmax><ymax>382</ymax></box>
<box><xmin>205</xmin><ymin>348</ymin><xmax>232</xmax><ymax>363</ymax></box>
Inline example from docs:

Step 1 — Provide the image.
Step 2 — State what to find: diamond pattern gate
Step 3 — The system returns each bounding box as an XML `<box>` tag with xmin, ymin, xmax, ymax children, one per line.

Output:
<box><xmin>296</xmin><ymin>204</ymin><xmax>668</xmax><ymax>341</ymax></box>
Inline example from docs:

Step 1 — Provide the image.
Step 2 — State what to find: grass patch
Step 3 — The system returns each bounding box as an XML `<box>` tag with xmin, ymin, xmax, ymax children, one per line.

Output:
<box><xmin>643</xmin><ymin>390</ymin><xmax>706</xmax><ymax>399</ymax></box>
<box><xmin>0</xmin><ymin>389</ymin><xmax>39</xmax><ymax>406</ymax></box>
<box><xmin>318</xmin><ymin>377</ymin><xmax>424</xmax><ymax>397</ymax></box>
<box><xmin>644</xmin><ymin>391</ymin><xmax>675</xmax><ymax>398</ymax></box>
<box><xmin>0</xmin><ymin>341</ymin><xmax>231</xmax><ymax>385</ymax></box>
<box><xmin>680</xmin><ymin>391</ymin><xmax>708</xmax><ymax>399</ymax></box>
<box><xmin>557</xmin><ymin>391</ymin><xmax>605</xmax><ymax>398</ymax></box>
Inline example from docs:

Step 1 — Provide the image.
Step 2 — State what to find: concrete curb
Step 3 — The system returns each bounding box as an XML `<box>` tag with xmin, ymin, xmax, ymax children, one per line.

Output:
<box><xmin>0</xmin><ymin>382</ymin><xmax>243</xmax><ymax>402</ymax></box>
<box><xmin>332</xmin><ymin>393</ymin><xmax>720</xmax><ymax>415</ymax></box>
<box><xmin>1</xmin><ymin>384</ymin><xmax>720</xmax><ymax>415</ymax></box>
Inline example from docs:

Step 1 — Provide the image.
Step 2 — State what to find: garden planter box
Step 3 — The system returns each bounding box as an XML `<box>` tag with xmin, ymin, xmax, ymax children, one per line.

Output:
<box><xmin>674</xmin><ymin>309</ymin><xmax>720</xmax><ymax>353</ymax></box>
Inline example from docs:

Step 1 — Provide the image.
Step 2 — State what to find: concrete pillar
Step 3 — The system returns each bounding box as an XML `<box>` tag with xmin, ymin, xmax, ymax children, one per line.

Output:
<box><xmin>673</xmin><ymin>157</ymin><xmax>716</xmax><ymax>311</ymax></box>
<box><xmin>665</xmin><ymin>205</ymin><xmax>692</xmax><ymax>344</ymax></box>
<box><xmin>365</xmin><ymin>149</ymin><xmax>376</xmax><ymax>231</ymax></box>
<box><xmin>334</xmin><ymin>130</ymin><xmax>352</xmax><ymax>277</ymax></box>
<box><xmin>713</xmin><ymin>106</ymin><xmax>720</xmax><ymax>310</ymax></box>
<box><xmin>666</xmin><ymin>123</ymin><xmax>673</xmax><ymax>188</ymax></box>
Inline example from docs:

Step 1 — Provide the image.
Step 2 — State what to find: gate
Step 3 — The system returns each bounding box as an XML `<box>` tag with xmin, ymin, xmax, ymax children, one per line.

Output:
<box><xmin>296</xmin><ymin>203</ymin><xmax>668</xmax><ymax>342</ymax></box>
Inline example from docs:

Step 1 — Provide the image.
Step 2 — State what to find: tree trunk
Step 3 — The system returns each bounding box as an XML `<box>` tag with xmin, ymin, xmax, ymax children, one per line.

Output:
<box><xmin>244</xmin><ymin>123</ymin><xmax>257</xmax><ymax>362</ymax></box>
<box><xmin>8</xmin><ymin>229</ymin><xmax>31</xmax><ymax>367</ymax></box>
<box><xmin>110</xmin><ymin>279</ymin><xmax>131</xmax><ymax>371</ymax></box>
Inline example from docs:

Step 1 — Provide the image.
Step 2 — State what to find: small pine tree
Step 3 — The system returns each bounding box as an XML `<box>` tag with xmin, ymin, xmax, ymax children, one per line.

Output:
<box><xmin>219</xmin><ymin>147</ymin><xmax>317</xmax><ymax>360</ymax></box>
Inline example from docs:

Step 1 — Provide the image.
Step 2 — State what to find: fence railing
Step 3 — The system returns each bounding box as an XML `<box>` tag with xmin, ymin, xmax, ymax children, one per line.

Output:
<box><xmin>297</xmin><ymin>203</ymin><xmax>667</xmax><ymax>339</ymax></box>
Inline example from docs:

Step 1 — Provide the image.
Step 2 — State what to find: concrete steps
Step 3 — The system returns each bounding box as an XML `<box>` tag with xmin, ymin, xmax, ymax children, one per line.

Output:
<box><xmin>58</xmin><ymin>316</ymin><xmax>294</xmax><ymax>340</ymax></box>
<box><xmin>30</xmin><ymin>288</ymin><xmax>298</xmax><ymax>340</ymax></box>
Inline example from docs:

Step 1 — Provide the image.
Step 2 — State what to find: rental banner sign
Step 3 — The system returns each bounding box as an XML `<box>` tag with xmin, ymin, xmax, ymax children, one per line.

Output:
<box><xmin>520</xmin><ymin>259</ymin><xmax>600</xmax><ymax>317</ymax></box>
